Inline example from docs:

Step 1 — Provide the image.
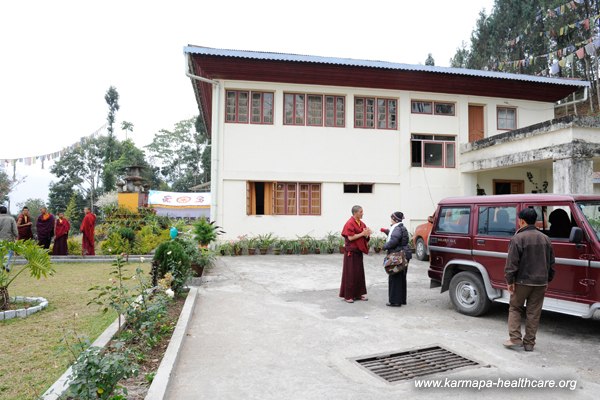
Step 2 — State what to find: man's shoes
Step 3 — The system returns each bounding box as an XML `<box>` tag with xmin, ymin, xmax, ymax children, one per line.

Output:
<box><xmin>503</xmin><ymin>339</ymin><xmax>523</xmax><ymax>348</ymax></box>
<box><xmin>523</xmin><ymin>344</ymin><xmax>534</xmax><ymax>352</ymax></box>
<box><xmin>386</xmin><ymin>303</ymin><xmax>401</xmax><ymax>307</ymax></box>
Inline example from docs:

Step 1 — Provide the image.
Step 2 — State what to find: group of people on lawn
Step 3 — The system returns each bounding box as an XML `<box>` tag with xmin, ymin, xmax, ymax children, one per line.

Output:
<box><xmin>0</xmin><ymin>205</ymin><xmax>96</xmax><ymax>266</ymax></box>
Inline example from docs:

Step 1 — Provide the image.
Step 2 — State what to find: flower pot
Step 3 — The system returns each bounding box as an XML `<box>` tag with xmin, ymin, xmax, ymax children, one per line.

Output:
<box><xmin>234</xmin><ymin>249</ymin><xmax>242</xmax><ymax>256</ymax></box>
<box><xmin>248</xmin><ymin>248</ymin><xmax>256</xmax><ymax>255</ymax></box>
<box><xmin>374</xmin><ymin>247</ymin><xmax>382</xmax><ymax>254</ymax></box>
<box><xmin>273</xmin><ymin>248</ymin><xmax>281</xmax><ymax>255</ymax></box>
<box><xmin>300</xmin><ymin>247</ymin><xmax>309</xmax><ymax>255</ymax></box>
<box><xmin>286</xmin><ymin>249</ymin><xmax>294</xmax><ymax>255</ymax></box>
<box><xmin>315</xmin><ymin>248</ymin><xmax>321</xmax><ymax>254</ymax></box>
<box><xmin>339</xmin><ymin>246</ymin><xmax>345</xmax><ymax>254</ymax></box>
<box><xmin>259</xmin><ymin>248</ymin><xmax>268</xmax><ymax>255</ymax></box>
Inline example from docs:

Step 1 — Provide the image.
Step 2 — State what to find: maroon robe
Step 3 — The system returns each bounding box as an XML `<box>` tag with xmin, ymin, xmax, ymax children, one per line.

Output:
<box><xmin>80</xmin><ymin>212</ymin><xmax>96</xmax><ymax>256</ymax></box>
<box><xmin>52</xmin><ymin>217</ymin><xmax>70</xmax><ymax>255</ymax></box>
<box><xmin>17</xmin><ymin>213</ymin><xmax>34</xmax><ymax>241</ymax></box>
<box><xmin>36</xmin><ymin>213</ymin><xmax>55</xmax><ymax>249</ymax></box>
<box><xmin>339</xmin><ymin>217</ymin><xmax>370</xmax><ymax>300</ymax></box>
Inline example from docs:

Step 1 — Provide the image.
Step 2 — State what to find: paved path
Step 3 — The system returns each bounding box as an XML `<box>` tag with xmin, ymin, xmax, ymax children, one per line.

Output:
<box><xmin>166</xmin><ymin>254</ymin><xmax>600</xmax><ymax>399</ymax></box>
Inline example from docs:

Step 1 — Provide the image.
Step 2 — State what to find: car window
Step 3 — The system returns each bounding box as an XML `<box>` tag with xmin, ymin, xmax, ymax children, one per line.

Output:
<box><xmin>527</xmin><ymin>204</ymin><xmax>576</xmax><ymax>239</ymax></box>
<box><xmin>436</xmin><ymin>206</ymin><xmax>470</xmax><ymax>234</ymax></box>
<box><xmin>477</xmin><ymin>206</ymin><xmax>517</xmax><ymax>236</ymax></box>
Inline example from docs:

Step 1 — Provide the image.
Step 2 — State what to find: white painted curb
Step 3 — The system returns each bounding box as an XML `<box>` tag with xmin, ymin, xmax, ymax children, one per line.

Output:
<box><xmin>145</xmin><ymin>287</ymin><xmax>199</xmax><ymax>400</ymax></box>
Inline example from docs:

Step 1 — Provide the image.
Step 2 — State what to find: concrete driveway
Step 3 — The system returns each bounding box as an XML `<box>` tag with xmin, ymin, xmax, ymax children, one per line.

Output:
<box><xmin>166</xmin><ymin>254</ymin><xmax>600</xmax><ymax>399</ymax></box>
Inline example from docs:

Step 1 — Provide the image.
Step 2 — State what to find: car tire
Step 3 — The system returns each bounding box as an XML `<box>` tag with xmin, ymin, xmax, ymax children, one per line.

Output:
<box><xmin>449</xmin><ymin>271</ymin><xmax>491</xmax><ymax>317</ymax></box>
<box><xmin>415</xmin><ymin>238</ymin><xmax>429</xmax><ymax>261</ymax></box>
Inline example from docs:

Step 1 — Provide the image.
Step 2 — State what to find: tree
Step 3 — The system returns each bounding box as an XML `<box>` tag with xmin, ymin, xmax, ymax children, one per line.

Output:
<box><xmin>146</xmin><ymin>116</ymin><xmax>209</xmax><ymax>190</ymax></box>
<box><xmin>0</xmin><ymin>169</ymin><xmax>11</xmax><ymax>204</ymax></box>
<box><xmin>103</xmin><ymin>86</ymin><xmax>120</xmax><ymax>190</ymax></box>
<box><xmin>425</xmin><ymin>53</ymin><xmax>435</xmax><ymax>66</ymax></box>
<box><xmin>121</xmin><ymin>121</ymin><xmax>134</xmax><ymax>141</ymax></box>
<box><xmin>450</xmin><ymin>41</ymin><xmax>470</xmax><ymax>68</ymax></box>
<box><xmin>51</xmin><ymin>136</ymin><xmax>107</xmax><ymax>209</ymax></box>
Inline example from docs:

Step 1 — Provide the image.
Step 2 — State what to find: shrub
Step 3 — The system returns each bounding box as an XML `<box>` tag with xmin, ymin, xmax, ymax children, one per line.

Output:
<box><xmin>132</xmin><ymin>226</ymin><xmax>170</xmax><ymax>255</ymax></box>
<box><xmin>67</xmin><ymin>237</ymin><xmax>83</xmax><ymax>255</ymax></box>
<box><xmin>151</xmin><ymin>240</ymin><xmax>191</xmax><ymax>293</ymax></box>
<box><xmin>192</xmin><ymin>219</ymin><xmax>224</xmax><ymax>246</ymax></box>
<box><xmin>100</xmin><ymin>232</ymin><xmax>133</xmax><ymax>255</ymax></box>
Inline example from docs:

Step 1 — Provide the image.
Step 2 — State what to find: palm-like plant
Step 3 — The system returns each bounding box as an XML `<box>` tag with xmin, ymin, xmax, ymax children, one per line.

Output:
<box><xmin>0</xmin><ymin>240</ymin><xmax>53</xmax><ymax>310</ymax></box>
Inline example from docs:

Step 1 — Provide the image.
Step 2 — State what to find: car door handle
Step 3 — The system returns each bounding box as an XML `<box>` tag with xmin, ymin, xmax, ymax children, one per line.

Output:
<box><xmin>476</xmin><ymin>239</ymin><xmax>485</xmax><ymax>245</ymax></box>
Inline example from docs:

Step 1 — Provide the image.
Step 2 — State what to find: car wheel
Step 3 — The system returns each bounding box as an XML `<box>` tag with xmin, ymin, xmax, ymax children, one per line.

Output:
<box><xmin>415</xmin><ymin>238</ymin><xmax>429</xmax><ymax>261</ymax></box>
<box><xmin>449</xmin><ymin>271</ymin><xmax>491</xmax><ymax>317</ymax></box>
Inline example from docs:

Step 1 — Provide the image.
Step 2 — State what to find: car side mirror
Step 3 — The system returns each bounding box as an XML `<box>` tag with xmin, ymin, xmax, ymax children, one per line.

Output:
<box><xmin>427</xmin><ymin>216</ymin><xmax>434</xmax><ymax>224</ymax></box>
<box><xmin>569</xmin><ymin>227</ymin><xmax>583</xmax><ymax>244</ymax></box>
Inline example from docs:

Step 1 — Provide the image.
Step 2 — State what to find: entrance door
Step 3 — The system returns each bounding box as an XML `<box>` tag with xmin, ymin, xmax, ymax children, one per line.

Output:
<box><xmin>468</xmin><ymin>105</ymin><xmax>484</xmax><ymax>142</ymax></box>
<box><xmin>493</xmin><ymin>179</ymin><xmax>524</xmax><ymax>194</ymax></box>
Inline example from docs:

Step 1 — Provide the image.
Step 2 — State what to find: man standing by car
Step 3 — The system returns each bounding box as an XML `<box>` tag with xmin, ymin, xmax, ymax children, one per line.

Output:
<box><xmin>504</xmin><ymin>208</ymin><xmax>555</xmax><ymax>352</ymax></box>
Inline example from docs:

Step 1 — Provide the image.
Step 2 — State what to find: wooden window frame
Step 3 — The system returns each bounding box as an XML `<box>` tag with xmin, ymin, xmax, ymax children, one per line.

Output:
<box><xmin>307</xmin><ymin>94</ymin><xmax>324</xmax><ymax>126</ymax></box>
<box><xmin>325</xmin><ymin>95</ymin><xmax>345</xmax><ymax>127</ymax></box>
<box><xmin>284</xmin><ymin>93</ymin><xmax>306</xmax><ymax>126</ymax></box>
<box><xmin>497</xmin><ymin>106</ymin><xmax>517</xmax><ymax>130</ymax></box>
<box><xmin>226</xmin><ymin>90</ymin><xmax>273</xmax><ymax>124</ymax></box>
<box><xmin>411</xmin><ymin>134</ymin><xmax>456</xmax><ymax>168</ymax></box>
<box><xmin>273</xmin><ymin>182</ymin><xmax>321</xmax><ymax>215</ymax></box>
<box><xmin>355</xmin><ymin>97</ymin><xmax>397</xmax><ymax>129</ymax></box>
<box><xmin>411</xmin><ymin>100</ymin><xmax>433</xmax><ymax>114</ymax></box>
<box><xmin>434</xmin><ymin>102</ymin><xmax>456</xmax><ymax>116</ymax></box>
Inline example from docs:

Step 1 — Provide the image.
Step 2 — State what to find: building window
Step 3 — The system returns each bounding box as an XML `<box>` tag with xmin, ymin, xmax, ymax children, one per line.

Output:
<box><xmin>434</xmin><ymin>102</ymin><xmax>455</xmax><ymax>116</ymax></box>
<box><xmin>411</xmin><ymin>100</ymin><xmax>455</xmax><ymax>116</ymax></box>
<box><xmin>497</xmin><ymin>107</ymin><xmax>516</xmax><ymax>130</ymax></box>
<box><xmin>355</xmin><ymin>97</ymin><xmax>397</xmax><ymax>129</ymax></box>
<box><xmin>284</xmin><ymin>93</ymin><xmax>345</xmax><ymax>127</ymax></box>
<box><xmin>343</xmin><ymin>183</ymin><xmax>374</xmax><ymax>193</ymax></box>
<box><xmin>226</xmin><ymin>90</ymin><xmax>273</xmax><ymax>124</ymax></box>
<box><xmin>411</xmin><ymin>134</ymin><xmax>456</xmax><ymax>168</ymax></box>
<box><xmin>477</xmin><ymin>206</ymin><xmax>517</xmax><ymax>236</ymax></box>
<box><xmin>274</xmin><ymin>182</ymin><xmax>321</xmax><ymax>215</ymax></box>
<box><xmin>325</xmin><ymin>96</ymin><xmax>345</xmax><ymax>127</ymax></box>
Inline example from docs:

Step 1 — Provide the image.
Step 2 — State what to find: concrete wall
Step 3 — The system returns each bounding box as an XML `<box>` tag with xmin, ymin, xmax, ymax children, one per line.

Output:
<box><xmin>211</xmin><ymin>80</ymin><xmax>558</xmax><ymax>238</ymax></box>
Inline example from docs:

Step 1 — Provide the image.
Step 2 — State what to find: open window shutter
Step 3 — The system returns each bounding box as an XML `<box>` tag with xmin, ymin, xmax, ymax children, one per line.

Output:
<box><xmin>246</xmin><ymin>182</ymin><xmax>252</xmax><ymax>215</ymax></box>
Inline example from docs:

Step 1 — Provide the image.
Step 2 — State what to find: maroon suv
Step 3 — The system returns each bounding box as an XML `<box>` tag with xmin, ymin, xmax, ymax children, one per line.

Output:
<box><xmin>428</xmin><ymin>194</ymin><xmax>600</xmax><ymax>318</ymax></box>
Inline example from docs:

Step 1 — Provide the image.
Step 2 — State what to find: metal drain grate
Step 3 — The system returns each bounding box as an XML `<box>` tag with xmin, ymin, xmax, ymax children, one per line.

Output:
<box><xmin>355</xmin><ymin>346</ymin><xmax>479</xmax><ymax>383</ymax></box>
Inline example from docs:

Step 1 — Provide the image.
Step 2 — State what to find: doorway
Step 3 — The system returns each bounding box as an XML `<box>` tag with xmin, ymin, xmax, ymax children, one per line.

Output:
<box><xmin>493</xmin><ymin>179</ymin><xmax>524</xmax><ymax>194</ymax></box>
<box><xmin>468</xmin><ymin>105</ymin><xmax>484</xmax><ymax>142</ymax></box>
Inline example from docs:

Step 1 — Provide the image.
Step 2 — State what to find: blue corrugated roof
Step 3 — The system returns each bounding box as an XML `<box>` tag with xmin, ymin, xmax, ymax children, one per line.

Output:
<box><xmin>184</xmin><ymin>45</ymin><xmax>590</xmax><ymax>88</ymax></box>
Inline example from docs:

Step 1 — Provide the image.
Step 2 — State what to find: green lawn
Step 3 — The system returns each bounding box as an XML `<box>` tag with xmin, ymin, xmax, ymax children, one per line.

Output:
<box><xmin>0</xmin><ymin>261</ymin><xmax>151</xmax><ymax>400</ymax></box>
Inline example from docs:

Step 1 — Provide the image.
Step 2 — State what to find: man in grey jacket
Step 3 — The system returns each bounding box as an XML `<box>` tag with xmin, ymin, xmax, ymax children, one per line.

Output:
<box><xmin>0</xmin><ymin>205</ymin><xmax>18</xmax><ymax>272</ymax></box>
<box><xmin>504</xmin><ymin>207</ymin><xmax>555</xmax><ymax>352</ymax></box>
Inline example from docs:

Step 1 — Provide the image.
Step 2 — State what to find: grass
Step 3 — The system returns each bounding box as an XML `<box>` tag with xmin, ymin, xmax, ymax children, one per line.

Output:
<box><xmin>0</xmin><ymin>261</ymin><xmax>151</xmax><ymax>400</ymax></box>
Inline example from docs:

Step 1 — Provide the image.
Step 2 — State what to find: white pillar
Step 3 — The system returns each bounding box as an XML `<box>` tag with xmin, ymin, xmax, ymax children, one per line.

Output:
<box><xmin>552</xmin><ymin>157</ymin><xmax>593</xmax><ymax>194</ymax></box>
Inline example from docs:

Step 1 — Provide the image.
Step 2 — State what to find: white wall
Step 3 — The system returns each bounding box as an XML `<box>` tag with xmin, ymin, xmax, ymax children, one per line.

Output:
<box><xmin>212</xmin><ymin>80</ymin><xmax>557</xmax><ymax>237</ymax></box>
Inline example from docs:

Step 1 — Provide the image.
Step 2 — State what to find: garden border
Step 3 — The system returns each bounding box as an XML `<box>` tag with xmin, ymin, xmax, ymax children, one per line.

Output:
<box><xmin>39</xmin><ymin>286</ymin><xmax>198</xmax><ymax>400</ymax></box>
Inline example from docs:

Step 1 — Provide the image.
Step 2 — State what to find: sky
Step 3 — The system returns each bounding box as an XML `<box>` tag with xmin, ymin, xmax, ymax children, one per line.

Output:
<box><xmin>0</xmin><ymin>0</ymin><xmax>494</xmax><ymax>213</ymax></box>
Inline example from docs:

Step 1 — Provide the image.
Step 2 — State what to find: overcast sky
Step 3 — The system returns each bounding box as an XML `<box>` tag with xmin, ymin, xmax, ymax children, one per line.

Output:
<box><xmin>0</xmin><ymin>0</ymin><xmax>494</xmax><ymax>212</ymax></box>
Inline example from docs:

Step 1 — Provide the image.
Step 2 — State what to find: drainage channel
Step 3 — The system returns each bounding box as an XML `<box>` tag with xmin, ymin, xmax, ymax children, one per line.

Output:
<box><xmin>355</xmin><ymin>345</ymin><xmax>480</xmax><ymax>383</ymax></box>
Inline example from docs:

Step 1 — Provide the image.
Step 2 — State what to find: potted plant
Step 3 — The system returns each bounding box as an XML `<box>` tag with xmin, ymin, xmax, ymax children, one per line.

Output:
<box><xmin>337</xmin><ymin>236</ymin><xmax>345</xmax><ymax>254</ymax></box>
<box><xmin>296</xmin><ymin>234</ymin><xmax>313</xmax><ymax>255</ymax></box>
<box><xmin>289</xmin><ymin>239</ymin><xmax>301</xmax><ymax>255</ymax></box>
<box><xmin>324</xmin><ymin>231</ymin><xmax>340</xmax><ymax>254</ymax></box>
<box><xmin>272</xmin><ymin>240</ymin><xmax>283</xmax><ymax>255</ymax></box>
<box><xmin>317</xmin><ymin>239</ymin><xmax>329</xmax><ymax>254</ymax></box>
<box><xmin>247</xmin><ymin>236</ymin><xmax>258</xmax><ymax>255</ymax></box>
<box><xmin>191</xmin><ymin>247</ymin><xmax>217</xmax><ymax>277</ymax></box>
<box><xmin>370</xmin><ymin>235</ymin><xmax>386</xmax><ymax>254</ymax></box>
<box><xmin>192</xmin><ymin>219</ymin><xmax>225</xmax><ymax>248</ymax></box>
<box><xmin>236</xmin><ymin>235</ymin><xmax>249</xmax><ymax>255</ymax></box>
<box><xmin>216</xmin><ymin>242</ymin><xmax>232</xmax><ymax>256</ymax></box>
<box><xmin>231</xmin><ymin>240</ymin><xmax>243</xmax><ymax>256</ymax></box>
<box><xmin>256</xmin><ymin>233</ymin><xmax>276</xmax><ymax>255</ymax></box>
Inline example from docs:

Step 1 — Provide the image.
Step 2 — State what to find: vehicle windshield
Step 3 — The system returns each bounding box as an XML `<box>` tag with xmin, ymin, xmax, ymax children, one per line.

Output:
<box><xmin>576</xmin><ymin>201</ymin><xmax>600</xmax><ymax>241</ymax></box>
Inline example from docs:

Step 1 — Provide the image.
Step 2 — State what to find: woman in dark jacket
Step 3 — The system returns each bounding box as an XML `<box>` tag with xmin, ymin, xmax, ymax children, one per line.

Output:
<box><xmin>381</xmin><ymin>211</ymin><xmax>412</xmax><ymax>307</ymax></box>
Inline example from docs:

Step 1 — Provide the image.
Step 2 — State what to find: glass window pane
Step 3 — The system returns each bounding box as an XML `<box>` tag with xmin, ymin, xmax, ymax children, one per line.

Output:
<box><xmin>434</xmin><ymin>102</ymin><xmax>455</xmax><ymax>115</ymax></box>
<box><xmin>263</xmin><ymin>93</ymin><xmax>273</xmax><ymax>124</ymax></box>
<box><xmin>436</xmin><ymin>206</ymin><xmax>470</xmax><ymax>234</ymax></box>
<box><xmin>325</xmin><ymin>96</ymin><xmax>334</xmax><ymax>126</ymax></box>
<box><xmin>445</xmin><ymin>143</ymin><xmax>455</xmax><ymax>168</ymax></box>
<box><xmin>355</xmin><ymin>98</ymin><xmax>364</xmax><ymax>127</ymax></box>
<box><xmin>284</xmin><ymin>94</ymin><xmax>294</xmax><ymax>125</ymax></box>
<box><xmin>424</xmin><ymin>142</ymin><xmax>443</xmax><ymax>167</ymax></box>
<box><xmin>251</xmin><ymin>92</ymin><xmax>262</xmax><ymax>123</ymax></box>
<box><xmin>295</xmin><ymin>94</ymin><xmax>305</xmax><ymax>125</ymax></box>
<box><xmin>411</xmin><ymin>139</ymin><xmax>422</xmax><ymax>167</ymax></box>
<box><xmin>388</xmin><ymin>100</ymin><xmax>397</xmax><ymax>129</ymax></box>
<box><xmin>336</xmin><ymin>97</ymin><xmax>345</xmax><ymax>127</ymax></box>
<box><xmin>307</xmin><ymin>95</ymin><xmax>323</xmax><ymax>126</ymax></box>
<box><xmin>238</xmin><ymin>92</ymin><xmax>248</xmax><ymax>123</ymax></box>
<box><xmin>411</xmin><ymin>101</ymin><xmax>432</xmax><ymax>114</ymax></box>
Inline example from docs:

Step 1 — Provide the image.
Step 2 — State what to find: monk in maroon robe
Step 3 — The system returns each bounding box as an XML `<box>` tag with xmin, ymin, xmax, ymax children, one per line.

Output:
<box><xmin>339</xmin><ymin>205</ymin><xmax>373</xmax><ymax>303</ymax></box>
<box><xmin>36</xmin><ymin>207</ymin><xmax>55</xmax><ymax>249</ymax></box>
<box><xmin>52</xmin><ymin>212</ymin><xmax>70</xmax><ymax>255</ymax></box>
<box><xmin>80</xmin><ymin>207</ymin><xmax>96</xmax><ymax>256</ymax></box>
<box><xmin>16</xmin><ymin>206</ymin><xmax>34</xmax><ymax>241</ymax></box>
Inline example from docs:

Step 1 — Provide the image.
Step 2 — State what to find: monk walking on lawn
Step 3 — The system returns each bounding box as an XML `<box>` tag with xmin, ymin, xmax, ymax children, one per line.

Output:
<box><xmin>52</xmin><ymin>212</ymin><xmax>70</xmax><ymax>255</ymax></box>
<box><xmin>80</xmin><ymin>207</ymin><xmax>96</xmax><ymax>256</ymax></box>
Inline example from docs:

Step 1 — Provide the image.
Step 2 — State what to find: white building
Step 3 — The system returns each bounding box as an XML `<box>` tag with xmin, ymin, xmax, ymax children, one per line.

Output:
<box><xmin>184</xmin><ymin>45</ymin><xmax>599</xmax><ymax>239</ymax></box>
